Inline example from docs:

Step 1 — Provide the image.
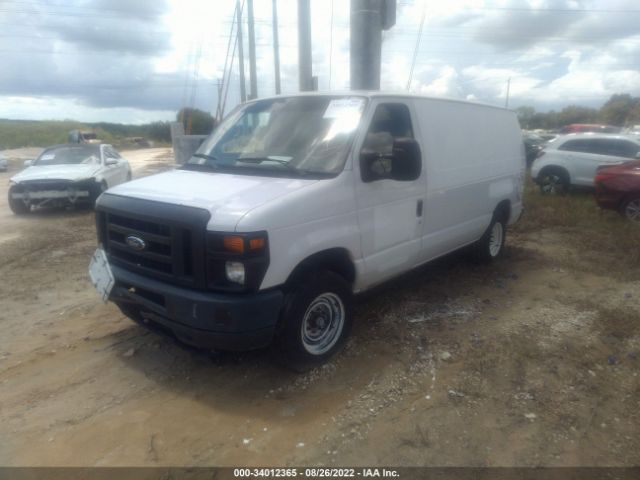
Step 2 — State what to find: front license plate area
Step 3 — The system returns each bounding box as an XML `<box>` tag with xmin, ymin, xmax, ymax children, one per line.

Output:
<box><xmin>89</xmin><ymin>248</ymin><xmax>115</xmax><ymax>302</ymax></box>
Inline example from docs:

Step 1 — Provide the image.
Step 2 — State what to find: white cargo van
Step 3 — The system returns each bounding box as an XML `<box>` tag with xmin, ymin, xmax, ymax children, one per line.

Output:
<box><xmin>89</xmin><ymin>93</ymin><xmax>524</xmax><ymax>366</ymax></box>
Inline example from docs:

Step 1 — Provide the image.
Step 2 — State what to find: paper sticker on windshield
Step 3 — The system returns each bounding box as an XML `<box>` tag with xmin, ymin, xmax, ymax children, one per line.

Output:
<box><xmin>40</xmin><ymin>153</ymin><xmax>55</xmax><ymax>160</ymax></box>
<box><xmin>323</xmin><ymin>98</ymin><xmax>365</xmax><ymax>119</ymax></box>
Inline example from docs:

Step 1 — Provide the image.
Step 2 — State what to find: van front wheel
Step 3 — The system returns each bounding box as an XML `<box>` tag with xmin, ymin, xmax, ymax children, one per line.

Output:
<box><xmin>277</xmin><ymin>270</ymin><xmax>353</xmax><ymax>369</ymax></box>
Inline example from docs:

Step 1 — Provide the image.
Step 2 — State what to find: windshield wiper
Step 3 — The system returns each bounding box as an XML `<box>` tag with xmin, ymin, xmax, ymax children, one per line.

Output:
<box><xmin>236</xmin><ymin>156</ymin><xmax>300</xmax><ymax>173</ymax></box>
<box><xmin>191</xmin><ymin>153</ymin><xmax>220</xmax><ymax>163</ymax></box>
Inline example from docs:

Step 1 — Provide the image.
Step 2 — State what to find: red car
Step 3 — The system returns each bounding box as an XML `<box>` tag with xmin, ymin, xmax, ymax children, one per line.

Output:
<box><xmin>594</xmin><ymin>160</ymin><xmax>640</xmax><ymax>222</ymax></box>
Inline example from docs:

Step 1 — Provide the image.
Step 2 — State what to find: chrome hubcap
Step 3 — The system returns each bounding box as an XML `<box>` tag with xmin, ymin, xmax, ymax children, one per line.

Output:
<box><xmin>625</xmin><ymin>199</ymin><xmax>640</xmax><ymax>222</ymax></box>
<box><xmin>301</xmin><ymin>292</ymin><xmax>345</xmax><ymax>355</ymax></box>
<box><xmin>489</xmin><ymin>222</ymin><xmax>504</xmax><ymax>257</ymax></box>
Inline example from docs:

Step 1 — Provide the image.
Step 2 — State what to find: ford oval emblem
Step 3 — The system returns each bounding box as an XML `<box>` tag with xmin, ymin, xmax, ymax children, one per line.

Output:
<box><xmin>125</xmin><ymin>235</ymin><xmax>146</xmax><ymax>251</ymax></box>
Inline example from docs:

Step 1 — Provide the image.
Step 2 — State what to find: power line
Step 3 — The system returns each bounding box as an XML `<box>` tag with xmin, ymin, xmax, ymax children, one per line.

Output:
<box><xmin>407</xmin><ymin>0</ymin><xmax>426</xmax><ymax>91</ymax></box>
<box><xmin>397</xmin><ymin>2</ymin><xmax>640</xmax><ymax>14</ymax></box>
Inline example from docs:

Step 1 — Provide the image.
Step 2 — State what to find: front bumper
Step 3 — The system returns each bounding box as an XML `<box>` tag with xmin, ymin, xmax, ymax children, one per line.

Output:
<box><xmin>109</xmin><ymin>265</ymin><xmax>284</xmax><ymax>351</ymax></box>
<box><xmin>594</xmin><ymin>188</ymin><xmax>624</xmax><ymax>210</ymax></box>
<box><xmin>10</xmin><ymin>179</ymin><xmax>98</xmax><ymax>204</ymax></box>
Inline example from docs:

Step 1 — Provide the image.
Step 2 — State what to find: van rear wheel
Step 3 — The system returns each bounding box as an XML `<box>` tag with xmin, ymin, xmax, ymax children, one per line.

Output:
<box><xmin>277</xmin><ymin>270</ymin><xmax>353</xmax><ymax>370</ymax></box>
<box><xmin>473</xmin><ymin>216</ymin><xmax>506</xmax><ymax>263</ymax></box>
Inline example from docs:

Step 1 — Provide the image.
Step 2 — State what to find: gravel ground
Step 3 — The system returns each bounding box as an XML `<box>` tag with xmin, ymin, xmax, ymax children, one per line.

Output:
<box><xmin>0</xmin><ymin>148</ymin><xmax>638</xmax><ymax>466</ymax></box>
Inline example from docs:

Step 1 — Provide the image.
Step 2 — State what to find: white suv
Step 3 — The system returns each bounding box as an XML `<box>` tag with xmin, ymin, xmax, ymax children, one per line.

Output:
<box><xmin>531</xmin><ymin>133</ymin><xmax>640</xmax><ymax>194</ymax></box>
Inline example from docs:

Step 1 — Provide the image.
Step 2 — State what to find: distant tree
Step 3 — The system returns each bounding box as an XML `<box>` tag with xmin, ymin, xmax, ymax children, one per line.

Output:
<box><xmin>516</xmin><ymin>106</ymin><xmax>536</xmax><ymax>129</ymax></box>
<box><xmin>599</xmin><ymin>94</ymin><xmax>639</xmax><ymax>127</ymax></box>
<box><xmin>628</xmin><ymin>102</ymin><xmax>640</xmax><ymax>126</ymax></box>
<box><xmin>177</xmin><ymin>108</ymin><xmax>217</xmax><ymax>135</ymax></box>
<box><xmin>144</xmin><ymin>121</ymin><xmax>171</xmax><ymax>143</ymax></box>
<box><xmin>556</xmin><ymin>105</ymin><xmax>599</xmax><ymax>128</ymax></box>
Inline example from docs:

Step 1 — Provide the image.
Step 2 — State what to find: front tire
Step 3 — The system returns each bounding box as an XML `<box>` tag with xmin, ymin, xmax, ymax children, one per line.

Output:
<box><xmin>622</xmin><ymin>197</ymin><xmax>640</xmax><ymax>223</ymax></box>
<box><xmin>8</xmin><ymin>185</ymin><xmax>30</xmax><ymax>215</ymax></box>
<box><xmin>277</xmin><ymin>270</ymin><xmax>353</xmax><ymax>369</ymax></box>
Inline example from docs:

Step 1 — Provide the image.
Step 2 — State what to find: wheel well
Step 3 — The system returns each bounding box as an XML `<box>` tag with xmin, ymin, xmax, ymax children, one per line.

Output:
<box><xmin>619</xmin><ymin>193</ymin><xmax>640</xmax><ymax>211</ymax></box>
<box><xmin>494</xmin><ymin>199</ymin><xmax>511</xmax><ymax>223</ymax></box>
<box><xmin>285</xmin><ymin>248</ymin><xmax>356</xmax><ymax>290</ymax></box>
<box><xmin>538</xmin><ymin>165</ymin><xmax>570</xmax><ymax>182</ymax></box>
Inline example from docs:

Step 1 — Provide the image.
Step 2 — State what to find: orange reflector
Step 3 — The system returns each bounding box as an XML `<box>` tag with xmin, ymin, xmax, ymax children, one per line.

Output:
<box><xmin>249</xmin><ymin>238</ymin><xmax>265</xmax><ymax>251</ymax></box>
<box><xmin>223</xmin><ymin>236</ymin><xmax>244</xmax><ymax>254</ymax></box>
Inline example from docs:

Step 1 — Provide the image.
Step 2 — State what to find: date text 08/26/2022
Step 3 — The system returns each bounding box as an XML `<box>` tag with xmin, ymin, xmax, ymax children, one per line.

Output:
<box><xmin>233</xmin><ymin>468</ymin><xmax>400</xmax><ymax>478</ymax></box>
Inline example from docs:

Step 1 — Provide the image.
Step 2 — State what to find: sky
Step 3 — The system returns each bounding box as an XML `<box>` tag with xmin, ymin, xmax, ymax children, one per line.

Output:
<box><xmin>0</xmin><ymin>0</ymin><xmax>639</xmax><ymax>124</ymax></box>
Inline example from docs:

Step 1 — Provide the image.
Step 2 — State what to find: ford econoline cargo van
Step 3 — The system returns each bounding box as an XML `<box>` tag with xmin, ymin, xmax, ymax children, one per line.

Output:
<box><xmin>89</xmin><ymin>92</ymin><xmax>525</xmax><ymax>366</ymax></box>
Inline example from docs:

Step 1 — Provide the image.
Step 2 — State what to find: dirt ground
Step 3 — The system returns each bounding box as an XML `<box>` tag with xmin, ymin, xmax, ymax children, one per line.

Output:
<box><xmin>0</xmin><ymin>148</ymin><xmax>638</xmax><ymax>467</ymax></box>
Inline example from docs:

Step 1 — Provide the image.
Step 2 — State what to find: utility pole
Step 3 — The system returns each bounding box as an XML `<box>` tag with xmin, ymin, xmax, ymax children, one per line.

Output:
<box><xmin>237</xmin><ymin>0</ymin><xmax>246</xmax><ymax>103</ymax></box>
<box><xmin>350</xmin><ymin>0</ymin><xmax>395</xmax><ymax>90</ymax></box>
<box><xmin>272</xmin><ymin>0</ymin><xmax>282</xmax><ymax>94</ymax></box>
<box><xmin>215</xmin><ymin>78</ymin><xmax>223</xmax><ymax>121</ymax></box>
<box><xmin>505</xmin><ymin>77</ymin><xmax>511</xmax><ymax>108</ymax></box>
<box><xmin>297</xmin><ymin>0</ymin><xmax>313</xmax><ymax>91</ymax></box>
<box><xmin>247</xmin><ymin>0</ymin><xmax>258</xmax><ymax>99</ymax></box>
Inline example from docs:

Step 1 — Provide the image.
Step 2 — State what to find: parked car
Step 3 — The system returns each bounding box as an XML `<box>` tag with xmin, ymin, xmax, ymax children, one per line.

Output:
<box><xmin>559</xmin><ymin>124</ymin><xmax>621</xmax><ymax>134</ymax></box>
<box><xmin>0</xmin><ymin>153</ymin><xmax>7</xmax><ymax>172</ymax></box>
<box><xmin>89</xmin><ymin>93</ymin><xmax>524</xmax><ymax>367</ymax></box>
<box><xmin>8</xmin><ymin>143</ymin><xmax>131</xmax><ymax>214</ymax></box>
<box><xmin>594</xmin><ymin>160</ymin><xmax>640</xmax><ymax>222</ymax></box>
<box><xmin>523</xmin><ymin>132</ymin><xmax>545</xmax><ymax>165</ymax></box>
<box><xmin>531</xmin><ymin>134</ymin><xmax>640</xmax><ymax>194</ymax></box>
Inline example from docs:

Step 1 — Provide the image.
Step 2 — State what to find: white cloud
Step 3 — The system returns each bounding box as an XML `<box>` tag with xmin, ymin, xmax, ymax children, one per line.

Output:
<box><xmin>1</xmin><ymin>0</ymin><xmax>640</xmax><ymax>122</ymax></box>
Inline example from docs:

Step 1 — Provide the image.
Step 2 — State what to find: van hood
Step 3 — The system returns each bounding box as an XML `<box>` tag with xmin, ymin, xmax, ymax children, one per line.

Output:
<box><xmin>103</xmin><ymin>169</ymin><xmax>319</xmax><ymax>231</ymax></box>
<box><xmin>11</xmin><ymin>164</ymin><xmax>101</xmax><ymax>183</ymax></box>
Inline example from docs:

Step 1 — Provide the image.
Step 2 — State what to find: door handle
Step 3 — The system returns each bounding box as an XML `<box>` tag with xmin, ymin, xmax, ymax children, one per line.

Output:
<box><xmin>416</xmin><ymin>199</ymin><xmax>423</xmax><ymax>217</ymax></box>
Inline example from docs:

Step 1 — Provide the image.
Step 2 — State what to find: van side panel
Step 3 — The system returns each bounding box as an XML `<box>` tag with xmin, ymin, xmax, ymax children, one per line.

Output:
<box><xmin>413</xmin><ymin>99</ymin><xmax>524</xmax><ymax>261</ymax></box>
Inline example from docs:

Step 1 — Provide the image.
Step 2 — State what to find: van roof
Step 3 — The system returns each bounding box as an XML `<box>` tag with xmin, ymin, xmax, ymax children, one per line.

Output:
<box><xmin>245</xmin><ymin>90</ymin><xmax>513</xmax><ymax>112</ymax></box>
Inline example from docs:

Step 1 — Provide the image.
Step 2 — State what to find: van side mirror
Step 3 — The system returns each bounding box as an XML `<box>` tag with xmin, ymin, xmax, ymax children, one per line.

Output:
<box><xmin>360</xmin><ymin>137</ymin><xmax>422</xmax><ymax>182</ymax></box>
<box><xmin>105</xmin><ymin>158</ymin><xmax>118</xmax><ymax>166</ymax></box>
<box><xmin>24</xmin><ymin>160</ymin><xmax>33</xmax><ymax>167</ymax></box>
<box><xmin>390</xmin><ymin>137</ymin><xmax>422</xmax><ymax>181</ymax></box>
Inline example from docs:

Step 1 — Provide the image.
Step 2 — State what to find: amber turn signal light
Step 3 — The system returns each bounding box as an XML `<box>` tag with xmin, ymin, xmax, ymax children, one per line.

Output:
<box><xmin>249</xmin><ymin>238</ymin><xmax>265</xmax><ymax>251</ymax></box>
<box><xmin>223</xmin><ymin>236</ymin><xmax>244</xmax><ymax>254</ymax></box>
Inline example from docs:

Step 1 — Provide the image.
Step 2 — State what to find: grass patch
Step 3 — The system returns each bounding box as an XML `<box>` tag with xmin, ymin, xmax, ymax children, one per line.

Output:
<box><xmin>0</xmin><ymin>119</ymin><xmax>171</xmax><ymax>149</ymax></box>
<box><xmin>513</xmin><ymin>178</ymin><xmax>640</xmax><ymax>278</ymax></box>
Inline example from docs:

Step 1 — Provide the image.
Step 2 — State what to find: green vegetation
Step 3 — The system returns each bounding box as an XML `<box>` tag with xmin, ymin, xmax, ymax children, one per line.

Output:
<box><xmin>513</xmin><ymin>179</ymin><xmax>640</xmax><ymax>279</ymax></box>
<box><xmin>516</xmin><ymin>93</ymin><xmax>640</xmax><ymax>130</ymax></box>
<box><xmin>0</xmin><ymin>119</ymin><xmax>172</xmax><ymax>149</ymax></box>
<box><xmin>0</xmin><ymin>108</ymin><xmax>219</xmax><ymax>150</ymax></box>
<box><xmin>176</xmin><ymin>107</ymin><xmax>217</xmax><ymax>135</ymax></box>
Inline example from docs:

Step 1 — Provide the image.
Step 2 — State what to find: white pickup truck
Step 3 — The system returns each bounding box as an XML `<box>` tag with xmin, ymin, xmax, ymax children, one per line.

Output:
<box><xmin>89</xmin><ymin>92</ymin><xmax>524</xmax><ymax>367</ymax></box>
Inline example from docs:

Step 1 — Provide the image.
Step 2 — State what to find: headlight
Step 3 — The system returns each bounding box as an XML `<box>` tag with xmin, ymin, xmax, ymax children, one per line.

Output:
<box><xmin>225</xmin><ymin>261</ymin><xmax>246</xmax><ymax>285</ymax></box>
<box><xmin>206</xmin><ymin>231</ymin><xmax>269</xmax><ymax>291</ymax></box>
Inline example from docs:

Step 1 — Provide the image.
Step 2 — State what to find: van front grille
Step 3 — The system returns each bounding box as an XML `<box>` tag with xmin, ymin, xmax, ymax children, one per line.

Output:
<box><xmin>95</xmin><ymin>195</ymin><xmax>210</xmax><ymax>289</ymax></box>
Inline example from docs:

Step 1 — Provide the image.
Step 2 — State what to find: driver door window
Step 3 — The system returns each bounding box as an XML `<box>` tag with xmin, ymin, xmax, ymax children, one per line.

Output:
<box><xmin>360</xmin><ymin>103</ymin><xmax>414</xmax><ymax>180</ymax></box>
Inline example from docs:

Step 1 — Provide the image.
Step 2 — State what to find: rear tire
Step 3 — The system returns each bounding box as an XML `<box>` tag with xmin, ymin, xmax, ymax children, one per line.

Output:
<box><xmin>622</xmin><ymin>197</ymin><xmax>640</xmax><ymax>223</ymax></box>
<box><xmin>8</xmin><ymin>185</ymin><xmax>30</xmax><ymax>215</ymax></box>
<box><xmin>472</xmin><ymin>214</ymin><xmax>507</xmax><ymax>263</ymax></box>
<box><xmin>277</xmin><ymin>270</ymin><xmax>353</xmax><ymax>370</ymax></box>
<box><xmin>538</xmin><ymin>168</ymin><xmax>570</xmax><ymax>195</ymax></box>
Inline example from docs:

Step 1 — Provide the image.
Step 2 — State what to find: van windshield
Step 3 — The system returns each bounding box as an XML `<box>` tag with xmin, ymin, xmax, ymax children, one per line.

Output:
<box><xmin>184</xmin><ymin>96</ymin><xmax>366</xmax><ymax>177</ymax></box>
